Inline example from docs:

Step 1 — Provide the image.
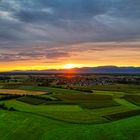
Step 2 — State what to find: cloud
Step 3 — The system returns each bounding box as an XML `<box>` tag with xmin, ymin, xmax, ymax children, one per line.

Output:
<box><xmin>0</xmin><ymin>0</ymin><xmax>140</xmax><ymax>44</ymax></box>
<box><xmin>0</xmin><ymin>11</ymin><xmax>11</xmax><ymax>17</ymax></box>
<box><xmin>0</xmin><ymin>46</ymin><xmax>71</xmax><ymax>62</ymax></box>
<box><xmin>0</xmin><ymin>0</ymin><xmax>140</xmax><ymax>66</ymax></box>
<box><xmin>0</xmin><ymin>42</ymin><xmax>139</xmax><ymax>63</ymax></box>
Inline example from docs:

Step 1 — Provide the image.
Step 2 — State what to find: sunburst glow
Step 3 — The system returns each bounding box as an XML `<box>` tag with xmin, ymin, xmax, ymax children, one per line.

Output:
<box><xmin>63</xmin><ymin>64</ymin><xmax>77</xmax><ymax>69</ymax></box>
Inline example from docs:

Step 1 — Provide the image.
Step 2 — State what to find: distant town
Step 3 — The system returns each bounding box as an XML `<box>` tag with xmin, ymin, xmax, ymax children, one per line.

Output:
<box><xmin>0</xmin><ymin>73</ymin><xmax>139</xmax><ymax>89</ymax></box>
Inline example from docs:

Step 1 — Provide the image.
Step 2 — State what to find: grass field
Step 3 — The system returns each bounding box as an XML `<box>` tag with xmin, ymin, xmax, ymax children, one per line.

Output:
<box><xmin>2</xmin><ymin>100</ymin><xmax>83</xmax><ymax>112</ymax></box>
<box><xmin>0</xmin><ymin>84</ymin><xmax>140</xmax><ymax>140</ymax></box>
<box><xmin>1</xmin><ymin>100</ymin><xmax>105</xmax><ymax>123</ymax></box>
<box><xmin>75</xmin><ymin>84</ymin><xmax>140</xmax><ymax>94</ymax></box>
<box><xmin>105</xmin><ymin>109</ymin><xmax>140</xmax><ymax>121</ymax></box>
<box><xmin>17</xmin><ymin>96</ymin><xmax>47</xmax><ymax>105</ymax></box>
<box><xmin>54</xmin><ymin>93</ymin><xmax>113</xmax><ymax>101</ymax></box>
<box><xmin>19</xmin><ymin>86</ymin><xmax>87</xmax><ymax>94</ymax></box>
<box><xmin>0</xmin><ymin>110</ymin><xmax>140</xmax><ymax>140</ymax></box>
<box><xmin>0</xmin><ymin>98</ymin><xmax>136</xmax><ymax>124</ymax></box>
<box><xmin>54</xmin><ymin>93</ymin><xmax>119</xmax><ymax>109</ymax></box>
<box><xmin>124</xmin><ymin>95</ymin><xmax>140</xmax><ymax>106</ymax></box>
<box><xmin>80</xmin><ymin>101</ymin><xmax>119</xmax><ymax>109</ymax></box>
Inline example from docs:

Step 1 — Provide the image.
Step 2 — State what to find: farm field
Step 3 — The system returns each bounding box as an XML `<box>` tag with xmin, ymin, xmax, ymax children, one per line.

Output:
<box><xmin>0</xmin><ymin>83</ymin><xmax>140</xmax><ymax>140</ymax></box>
<box><xmin>74</xmin><ymin>84</ymin><xmax>140</xmax><ymax>94</ymax></box>
<box><xmin>1</xmin><ymin>0</ymin><xmax>140</xmax><ymax>139</ymax></box>
<box><xmin>19</xmin><ymin>86</ymin><xmax>87</xmax><ymax>94</ymax></box>
<box><xmin>0</xmin><ymin>89</ymin><xmax>46</xmax><ymax>95</ymax></box>
<box><xmin>0</xmin><ymin>110</ymin><xmax>140</xmax><ymax>140</ymax></box>
<box><xmin>124</xmin><ymin>95</ymin><xmax>140</xmax><ymax>106</ymax></box>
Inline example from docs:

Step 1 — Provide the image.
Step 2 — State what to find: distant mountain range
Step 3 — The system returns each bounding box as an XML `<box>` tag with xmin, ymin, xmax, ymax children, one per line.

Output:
<box><xmin>2</xmin><ymin>66</ymin><xmax>140</xmax><ymax>74</ymax></box>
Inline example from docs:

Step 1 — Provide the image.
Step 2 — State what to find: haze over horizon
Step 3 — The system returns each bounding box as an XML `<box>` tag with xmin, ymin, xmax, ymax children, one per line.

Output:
<box><xmin>0</xmin><ymin>0</ymin><xmax>140</xmax><ymax>72</ymax></box>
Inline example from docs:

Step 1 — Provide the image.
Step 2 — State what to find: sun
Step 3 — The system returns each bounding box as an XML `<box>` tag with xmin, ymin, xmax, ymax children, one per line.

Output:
<box><xmin>63</xmin><ymin>64</ymin><xmax>77</xmax><ymax>69</ymax></box>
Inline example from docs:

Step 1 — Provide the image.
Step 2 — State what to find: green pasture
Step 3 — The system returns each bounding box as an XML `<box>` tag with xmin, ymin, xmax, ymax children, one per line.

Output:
<box><xmin>75</xmin><ymin>84</ymin><xmax>140</xmax><ymax>94</ymax></box>
<box><xmin>0</xmin><ymin>100</ymin><xmax>105</xmax><ymax>123</ymax></box>
<box><xmin>2</xmin><ymin>100</ymin><xmax>83</xmax><ymax>112</ymax></box>
<box><xmin>1</xmin><ymin>98</ymin><xmax>137</xmax><ymax>124</ymax></box>
<box><xmin>19</xmin><ymin>86</ymin><xmax>86</xmax><ymax>94</ymax></box>
<box><xmin>0</xmin><ymin>83</ymin><xmax>140</xmax><ymax>140</ymax></box>
<box><xmin>17</xmin><ymin>96</ymin><xmax>47</xmax><ymax>105</ymax></box>
<box><xmin>124</xmin><ymin>95</ymin><xmax>140</xmax><ymax>106</ymax></box>
<box><xmin>0</xmin><ymin>110</ymin><xmax>140</xmax><ymax>140</ymax></box>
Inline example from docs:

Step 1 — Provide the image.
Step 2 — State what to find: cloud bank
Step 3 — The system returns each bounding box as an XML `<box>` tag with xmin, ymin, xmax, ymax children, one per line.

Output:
<box><xmin>0</xmin><ymin>0</ymin><xmax>140</xmax><ymax>66</ymax></box>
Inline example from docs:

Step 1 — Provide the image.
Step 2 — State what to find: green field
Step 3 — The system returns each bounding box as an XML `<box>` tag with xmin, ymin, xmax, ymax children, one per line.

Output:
<box><xmin>0</xmin><ymin>84</ymin><xmax>140</xmax><ymax>140</ymax></box>
<box><xmin>124</xmin><ymin>95</ymin><xmax>140</xmax><ymax>106</ymax></box>
<box><xmin>17</xmin><ymin>96</ymin><xmax>47</xmax><ymax>105</ymax></box>
<box><xmin>0</xmin><ymin>110</ymin><xmax>140</xmax><ymax>140</ymax></box>
<box><xmin>19</xmin><ymin>86</ymin><xmax>86</xmax><ymax>94</ymax></box>
<box><xmin>74</xmin><ymin>84</ymin><xmax>140</xmax><ymax>94</ymax></box>
<box><xmin>105</xmin><ymin>109</ymin><xmax>140</xmax><ymax>121</ymax></box>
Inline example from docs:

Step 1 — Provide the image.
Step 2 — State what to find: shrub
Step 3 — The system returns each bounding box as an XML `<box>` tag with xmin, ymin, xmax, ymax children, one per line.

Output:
<box><xmin>8</xmin><ymin>107</ymin><xmax>16</xmax><ymax>111</ymax></box>
<box><xmin>0</xmin><ymin>103</ymin><xmax>16</xmax><ymax>111</ymax></box>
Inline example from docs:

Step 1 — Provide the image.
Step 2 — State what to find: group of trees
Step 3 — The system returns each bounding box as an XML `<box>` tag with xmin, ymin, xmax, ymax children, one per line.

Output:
<box><xmin>0</xmin><ymin>94</ymin><xmax>21</xmax><ymax>101</ymax></box>
<box><xmin>0</xmin><ymin>76</ymin><xmax>11</xmax><ymax>81</ymax></box>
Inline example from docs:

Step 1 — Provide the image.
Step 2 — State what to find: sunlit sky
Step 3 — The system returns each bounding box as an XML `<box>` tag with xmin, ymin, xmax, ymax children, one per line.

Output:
<box><xmin>0</xmin><ymin>0</ymin><xmax>140</xmax><ymax>71</ymax></box>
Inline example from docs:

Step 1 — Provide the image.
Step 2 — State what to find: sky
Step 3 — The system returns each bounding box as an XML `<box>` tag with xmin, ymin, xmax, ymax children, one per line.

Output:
<box><xmin>0</xmin><ymin>0</ymin><xmax>140</xmax><ymax>71</ymax></box>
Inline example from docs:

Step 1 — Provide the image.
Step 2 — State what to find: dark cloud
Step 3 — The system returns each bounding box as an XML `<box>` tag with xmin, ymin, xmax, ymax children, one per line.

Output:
<box><xmin>0</xmin><ymin>46</ymin><xmax>71</xmax><ymax>62</ymax></box>
<box><xmin>0</xmin><ymin>42</ymin><xmax>139</xmax><ymax>62</ymax></box>
<box><xmin>13</xmin><ymin>0</ymin><xmax>108</xmax><ymax>22</ymax></box>
<box><xmin>0</xmin><ymin>0</ymin><xmax>140</xmax><ymax>48</ymax></box>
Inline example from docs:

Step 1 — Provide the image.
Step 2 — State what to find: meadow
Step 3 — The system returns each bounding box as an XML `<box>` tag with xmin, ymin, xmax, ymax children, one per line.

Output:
<box><xmin>0</xmin><ymin>110</ymin><xmax>140</xmax><ymax>140</ymax></box>
<box><xmin>0</xmin><ymin>81</ymin><xmax>140</xmax><ymax>140</ymax></box>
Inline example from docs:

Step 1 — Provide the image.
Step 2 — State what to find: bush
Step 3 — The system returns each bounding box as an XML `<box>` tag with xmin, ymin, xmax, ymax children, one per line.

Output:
<box><xmin>0</xmin><ymin>103</ymin><xmax>16</xmax><ymax>111</ymax></box>
<box><xmin>9</xmin><ymin>107</ymin><xmax>16</xmax><ymax>111</ymax></box>
<box><xmin>0</xmin><ymin>103</ymin><xmax>8</xmax><ymax>110</ymax></box>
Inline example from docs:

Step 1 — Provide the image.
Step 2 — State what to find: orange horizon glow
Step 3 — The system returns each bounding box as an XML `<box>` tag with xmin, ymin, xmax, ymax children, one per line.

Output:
<box><xmin>0</xmin><ymin>60</ymin><xmax>140</xmax><ymax>72</ymax></box>
<box><xmin>0</xmin><ymin>63</ymin><xmax>140</xmax><ymax>72</ymax></box>
<box><xmin>0</xmin><ymin>42</ymin><xmax>140</xmax><ymax>72</ymax></box>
